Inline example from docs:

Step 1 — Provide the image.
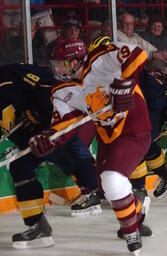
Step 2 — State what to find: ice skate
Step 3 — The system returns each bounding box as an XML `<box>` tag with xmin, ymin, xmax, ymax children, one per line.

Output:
<box><xmin>117</xmin><ymin>224</ymin><xmax>152</xmax><ymax>239</ymax></box>
<box><xmin>71</xmin><ymin>190</ymin><xmax>102</xmax><ymax>216</ymax></box>
<box><xmin>124</xmin><ymin>229</ymin><xmax>142</xmax><ymax>256</ymax></box>
<box><xmin>12</xmin><ymin>215</ymin><xmax>54</xmax><ymax>249</ymax></box>
<box><xmin>133</xmin><ymin>187</ymin><xmax>151</xmax><ymax>216</ymax></box>
<box><xmin>153</xmin><ymin>176</ymin><xmax>167</xmax><ymax>199</ymax></box>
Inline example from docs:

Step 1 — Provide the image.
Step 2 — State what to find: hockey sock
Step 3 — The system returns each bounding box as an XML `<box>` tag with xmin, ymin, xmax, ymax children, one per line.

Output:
<box><xmin>112</xmin><ymin>193</ymin><xmax>138</xmax><ymax>234</ymax></box>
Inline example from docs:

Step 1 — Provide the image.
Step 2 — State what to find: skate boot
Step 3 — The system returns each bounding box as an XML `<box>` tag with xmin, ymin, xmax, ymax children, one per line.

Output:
<box><xmin>12</xmin><ymin>215</ymin><xmax>54</xmax><ymax>249</ymax></box>
<box><xmin>71</xmin><ymin>190</ymin><xmax>102</xmax><ymax>216</ymax></box>
<box><xmin>133</xmin><ymin>187</ymin><xmax>151</xmax><ymax>217</ymax></box>
<box><xmin>153</xmin><ymin>176</ymin><xmax>167</xmax><ymax>198</ymax></box>
<box><xmin>124</xmin><ymin>229</ymin><xmax>142</xmax><ymax>256</ymax></box>
<box><xmin>117</xmin><ymin>224</ymin><xmax>152</xmax><ymax>239</ymax></box>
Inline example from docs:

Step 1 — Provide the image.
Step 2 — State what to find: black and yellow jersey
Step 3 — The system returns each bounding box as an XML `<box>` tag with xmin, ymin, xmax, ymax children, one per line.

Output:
<box><xmin>0</xmin><ymin>63</ymin><xmax>55</xmax><ymax>134</ymax></box>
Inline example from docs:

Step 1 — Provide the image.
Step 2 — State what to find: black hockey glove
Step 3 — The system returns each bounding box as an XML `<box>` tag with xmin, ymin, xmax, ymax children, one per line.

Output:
<box><xmin>110</xmin><ymin>78</ymin><xmax>135</xmax><ymax>113</ymax></box>
<box><xmin>22</xmin><ymin>104</ymin><xmax>52</xmax><ymax>133</ymax></box>
<box><xmin>8</xmin><ymin>106</ymin><xmax>52</xmax><ymax>149</ymax></box>
<box><xmin>7</xmin><ymin>106</ymin><xmax>45</xmax><ymax>149</ymax></box>
<box><xmin>23</xmin><ymin>106</ymin><xmax>43</xmax><ymax>131</ymax></box>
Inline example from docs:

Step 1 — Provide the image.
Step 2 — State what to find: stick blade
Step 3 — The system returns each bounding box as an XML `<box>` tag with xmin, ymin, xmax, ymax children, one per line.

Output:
<box><xmin>48</xmin><ymin>192</ymin><xmax>67</xmax><ymax>206</ymax></box>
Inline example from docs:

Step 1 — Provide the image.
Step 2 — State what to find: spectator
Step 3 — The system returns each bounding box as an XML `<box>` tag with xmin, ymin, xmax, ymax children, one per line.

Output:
<box><xmin>46</xmin><ymin>18</ymin><xmax>85</xmax><ymax>59</ymax></box>
<box><xmin>62</xmin><ymin>18</ymin><xmax>81</xmax><ymax>39</ymax></box>
<box><xmin>140</xmin><ymin>16</ymin><xmax>167</xmax><ymax>51</ymax></box>
<box><xmin>7</xmin><ymin>20</ymin><xmax>48</xmax><ymax>65</ymax></box>
<box><xmin>117</xmin><ymin>12</ymin><xmax>167</xmax><ymax>69</ymax></box>
<box><xmin>90</xmin><ymin>19</ymin><xmax>111</xmax><ymax>41</ymax></box>
<box><xmin>31</xmin><ymin>8</ymin><xmax>58</xmax><ymax>47</ymax></box>
<box><xmin>140</xmin><ymin>16</ymin><xmax>167</xmax><ymax>72</ymax></box>
<box><xmin>3</xmin><ymin>0</ymin><xmax>21</xmax><ymax>31</ymax></box>
<box><xmin>100</xmin><ymin>19</ymin><xmax>111</xmax><ymax>37</ymax></box>
<box><xmin>137</xmin><ymin>13</ymin><xmax>150</xmax><ymax>33</ymax></box>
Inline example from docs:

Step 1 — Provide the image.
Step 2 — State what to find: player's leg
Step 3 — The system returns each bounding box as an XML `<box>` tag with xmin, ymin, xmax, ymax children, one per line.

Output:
<box><xmin>98</xmin><ymin>132</ymin><xmax>151</xmax><ymax>255</ymax></box>
<box><xmin>101</xmin><ymin>171</ymin><xmax>143</xmax><ymax>254</ymax></box>
<box><xmin>66</xmin><ymin>135</ymin><xmax>102</xmax><ymax>216</ymax></box>
<box><xmin>45</xmin><ymin>136</ymin><xmax>102</xmax><ymax>216</ymax></box>
<box><xmin>42</xmin><ymin>145</ymin><xmax>82</xmax><ymax>205</ymax></box>
<box><xmin>130</xmin><ymin>161</ymin><xmax>151</xmax><ymax>217</ymax></box>
<box><xmin>9</xmin><ymin>153</ymin><xmax>54</xmax><ymax>249</ymax></box>
<box><xmin>146</xmin><ymin>103</ymin><xmax>167</xmax><ymax>198</ymax></box>
<box><xmin>146</xmin><ymin>142</ymin><xmax>167</xmax><ymax>198</ymax></box>
<box><xmin>77</xmin><ymin>120</ymin><xmax>96</xmax><ymax>147</ymax></box>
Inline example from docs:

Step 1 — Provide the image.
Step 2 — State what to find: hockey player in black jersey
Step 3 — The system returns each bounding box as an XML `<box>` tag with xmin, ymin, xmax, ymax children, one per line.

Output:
<box><xmin>127</xmin><ymin>68</ymin><xmax>167</xmax><ymax>208</ymax></box>
<box><xmin>0</xmin><ymin>61</ymin><xmax>101</xmax><ymax>249</ymax></box>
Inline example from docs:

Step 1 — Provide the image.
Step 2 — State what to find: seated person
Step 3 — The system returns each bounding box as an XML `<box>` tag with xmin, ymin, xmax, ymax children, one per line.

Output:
<box><xmin>117</xmin><ymin>12</ymin><xmax>167</xmax><ymax>69</ymax></box>
<box><xmin>7</xmin><ymin>20</ymin><xmax>48</xmax><ymax>65</ymax></box>
<box><xmin>47</xmin><ymin>18</ymin><xmax>85</xmax><ymax>59</ymax></box>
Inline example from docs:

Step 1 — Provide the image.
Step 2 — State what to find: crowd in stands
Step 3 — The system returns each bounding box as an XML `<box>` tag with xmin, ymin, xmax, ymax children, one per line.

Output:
<box><xmin>1</xmin><ymin>1</ymin><xmax>167</xmax><ymax>73</ymax></box>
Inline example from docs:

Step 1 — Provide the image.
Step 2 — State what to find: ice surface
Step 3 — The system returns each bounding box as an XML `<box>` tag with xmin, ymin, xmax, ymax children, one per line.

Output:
<box><xmin>0</xmin><ymin>193</ymin><xmax>167</xmax><ymax>256</ymax></box>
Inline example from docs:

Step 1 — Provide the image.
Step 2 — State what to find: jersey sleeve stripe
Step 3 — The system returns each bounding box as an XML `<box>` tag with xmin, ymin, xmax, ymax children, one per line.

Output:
<box><xmin>51</xmin><ymin>81</ymin><xmax>80</xmax><ymax>94</ymax></box>
<box><xmin>122</xmin><ymin>49</ymin><xmax>148</xmax><ymax>79</ymax></box>
<box><xmin>52</xmin><ymin>114</ymin><xmax>83</xmax><ymax>131</ymax></box>
<box><xmin>82</xmin><ymin>44</ymin><xmax>118</xmax><ymax>80</ymax></box>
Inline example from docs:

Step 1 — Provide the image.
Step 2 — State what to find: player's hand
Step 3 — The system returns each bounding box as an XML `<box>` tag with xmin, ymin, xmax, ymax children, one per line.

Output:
<box><xmin>29</xmin><ymin>130</ymin><xmax>58</xmax><ymax>157</ymax></box>
<box><xmin>23</xmin><ymin>106</ymin><xmax>42</xmax><ymax>129</ymax></box>
<box><xmin>110</xmin><ymin>78</ymin><xmax>135</xmax><ymax>113</ymax></box>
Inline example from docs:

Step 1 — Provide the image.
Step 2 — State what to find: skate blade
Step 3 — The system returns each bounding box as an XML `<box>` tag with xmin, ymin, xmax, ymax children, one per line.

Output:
<box><xmin>131</xmin><ymin>248</ymin><xmax>141</xmax><ymax>256</ymax></box>
<box><xmin>71</xmin><ymin>205</ymin><xmax>102</xmax><ymax>217</ymax></box>
<box><xmin>153</xmin><ymin>189</ymin><xmax>167</xmax><ymax>200</ymax></box>
<box><xmin>152</xmin><ymin>178</ymin><xmax>166</xmax><ymax>199</ymax></box>
<box><xmin>142</xmin><ymin>196</ymin><xmax>151</xmax><ymax>217</ymax></box>
<box><xmin>12</xmin><ymin>236</ymin><xmax>55</xmax><ymax>249</ymax></box>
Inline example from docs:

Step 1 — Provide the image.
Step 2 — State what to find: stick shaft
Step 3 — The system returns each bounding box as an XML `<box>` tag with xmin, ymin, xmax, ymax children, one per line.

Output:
<box><xmin>0</xmin><ymin>104</ymin><xmax>112</xmax><ymax>168</ymax></box>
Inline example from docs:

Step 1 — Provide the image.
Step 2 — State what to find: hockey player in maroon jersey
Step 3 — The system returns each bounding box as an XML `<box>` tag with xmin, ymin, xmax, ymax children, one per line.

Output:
<box><xmin>29</xmin><ymin>37</ymin><xmax>152</xmax><ymax>255</ymax></box>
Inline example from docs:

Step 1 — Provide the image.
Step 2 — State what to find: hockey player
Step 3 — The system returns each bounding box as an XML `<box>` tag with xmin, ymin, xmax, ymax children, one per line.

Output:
<box><xmin>117</xmin><ymin>67</ymin><xmax>167</xmax><ymax>239</ymax></box>
<box><xmin>0</xmin><ymin>63</ymin><xmax>55</xmax><ymax>248</ymax></box>
<box><xmin>129</xmin><ymin>68</ymin><xmax>167</xmax><ymax>201</ymax></box>
<box><xmin>29</xmin><ymin>38</ymin><xmax>152</xmax><ymax>255</ymax></box>
<box><xmin>143</xmin><ymin>68</ymin><xmax>167</xmax><ymax>198</ymax></box>
<box><xmin>90</xmin><ymin>37</ymin><xmax>167</xmax><ymax>208</ymax></box>
<box><xmin>0</xmin><ymin>59</ymin><xmax>101</xmax><ymax>249</ymax></box>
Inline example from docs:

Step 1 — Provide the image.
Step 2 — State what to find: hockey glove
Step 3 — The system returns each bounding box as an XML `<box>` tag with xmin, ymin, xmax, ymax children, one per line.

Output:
<box><xmin>28</xmin><ymin>129</ymin><xmax>59</xmax><ymax>158</ymax></box>
<box><xmin>110</xmin><ymin>78</ymin><xmax>135</xmax><ymax>113</ymax></box>
<box><xmin>8</xmin><ymin>107</ymin><xmax>48</xmax><ymax>149</ymax></box>
<box><xmin>22</xmin><ymin>106</ymin><xmax>43</xmax><ymax>132</ymax></box>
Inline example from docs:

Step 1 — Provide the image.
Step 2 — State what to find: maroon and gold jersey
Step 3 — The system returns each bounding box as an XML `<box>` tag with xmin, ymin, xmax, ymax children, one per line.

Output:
<box><xmin>82</xmin><ymin>42</ymin><xmax>151</xmax><ymax>143</ymax></box>
<box><xmin>51</xmin><ymin>41</ymin><xmax>151</xmax><ymax>144</ymax></box>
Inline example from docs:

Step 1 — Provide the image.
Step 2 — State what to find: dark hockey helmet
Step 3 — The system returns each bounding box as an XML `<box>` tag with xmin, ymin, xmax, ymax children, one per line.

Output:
<box><xmin>88</xmin><ymin>35</ymin><xmax>112</xmax><ymax>53</ymax></box>
<box><xmin>50</xmin><ymin>38</ymin><xmax>88</xmax><ymax>81</ymax></box>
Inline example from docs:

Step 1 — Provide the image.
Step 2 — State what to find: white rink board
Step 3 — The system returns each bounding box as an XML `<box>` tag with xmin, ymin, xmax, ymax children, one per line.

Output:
<box><xmin>0</xmin><ymin>193</ymin><xmax>167</xmax><ymax>256</ymax></box>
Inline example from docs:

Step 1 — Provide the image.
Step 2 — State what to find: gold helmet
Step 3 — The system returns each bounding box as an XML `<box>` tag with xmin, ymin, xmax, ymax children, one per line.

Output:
<box><xmin>88</xmin><ymin>35</ymin><xmax>112</xmax><ymax>53</ymax></box>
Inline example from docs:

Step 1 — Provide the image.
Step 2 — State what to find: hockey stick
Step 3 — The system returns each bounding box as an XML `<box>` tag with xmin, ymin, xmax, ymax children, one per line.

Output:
<box><xmin>0</xmin><ymin>104</ymin><xmax>112</xmax><ymax>168</ymax></box>
<box><xmin>48</xmin><ymin>192</ymin><xmax>83</xmax><ymax>206</ymax></box>
<box><xmin>153</xmin><ymin>122</ymin><xmax>167</xmax><ymax>142</ymax></box>
<box><xmin>154</xmin><ymin>130</ymin><xmax>167</xmax><ymax>142</ymax></box>
<box><xmin>0</xmin><ymin>120</ymin><xmax>26</xmax><ymax>143</ymax></box>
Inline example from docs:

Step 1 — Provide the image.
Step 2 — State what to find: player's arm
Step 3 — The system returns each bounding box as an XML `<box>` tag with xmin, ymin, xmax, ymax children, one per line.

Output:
<box><xmin>110</xmin><ymin>78</ymin><xmax>136</xmax><ymax>113</ymax></box>
<box><xmin>29</xmin><ymin>97</ymin><xmax>84</xmax><ymax>158</ymax></box>
<box><xmin>110</xmin><ymin>44</ymin><xmax>148</xmax><ymax>113</ymax></box>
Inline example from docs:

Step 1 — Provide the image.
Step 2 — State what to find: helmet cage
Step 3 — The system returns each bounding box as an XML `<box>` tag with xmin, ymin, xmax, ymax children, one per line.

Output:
<box><xmin>50</xmin><ymin>38</ymin><xmax>88</xmax><ymax>81</ymax></box>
